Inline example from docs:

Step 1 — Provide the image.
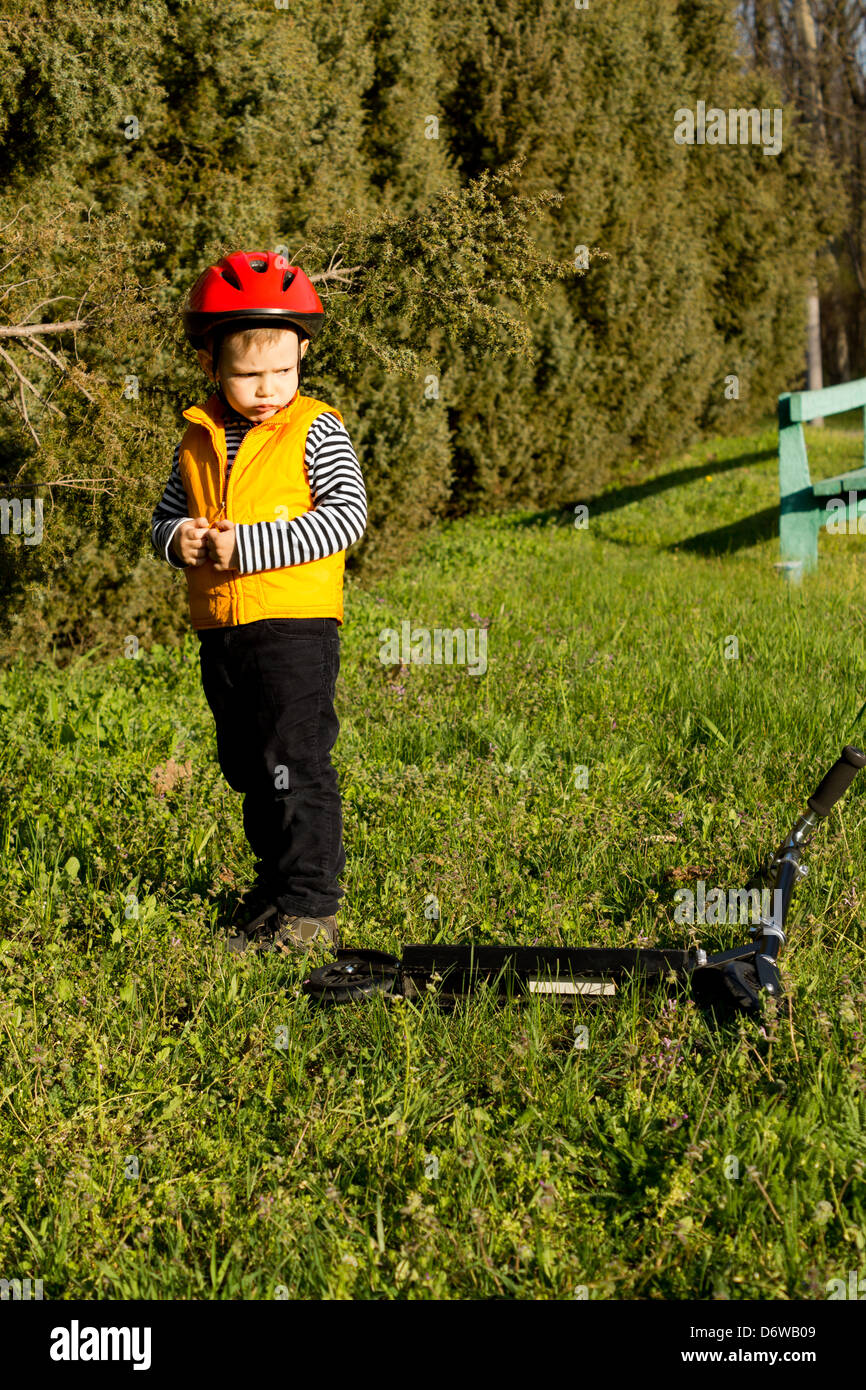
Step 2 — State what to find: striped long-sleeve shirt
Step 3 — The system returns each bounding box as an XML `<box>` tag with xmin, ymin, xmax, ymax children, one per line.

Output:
<box><xmin>151</xmin><ymin>400</ymin><xmax>367</xmax><ymax>574</ymax></box>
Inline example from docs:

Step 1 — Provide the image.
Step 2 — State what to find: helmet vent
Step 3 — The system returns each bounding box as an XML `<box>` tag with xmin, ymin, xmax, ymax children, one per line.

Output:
<box><xmin>282</xmin><ymin>270</ymin><xmax>296</xmax><ymax>291</ymax></box>
<box><xmin>220</xmin><ymin>266</ymin><xmax>243</xmax><ymax>291</ymax></box>
<box><xmin>248</xmin><ymin>258</ymin><xmax>268</xmax><ymax>272</ymax></box>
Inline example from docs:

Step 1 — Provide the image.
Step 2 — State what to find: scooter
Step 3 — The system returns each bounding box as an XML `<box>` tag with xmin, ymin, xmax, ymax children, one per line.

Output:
<box><xmin>301</xmin><ymin>744</ymin><xmax>865</xmax><ymax>1019</ymax></box>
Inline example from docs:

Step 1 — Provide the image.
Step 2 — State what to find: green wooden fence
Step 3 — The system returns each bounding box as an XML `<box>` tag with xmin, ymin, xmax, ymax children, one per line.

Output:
<box><xmin>778</xmin><ymin>377</ymin><xmax>866</xmax><ymax>577</ymax></box>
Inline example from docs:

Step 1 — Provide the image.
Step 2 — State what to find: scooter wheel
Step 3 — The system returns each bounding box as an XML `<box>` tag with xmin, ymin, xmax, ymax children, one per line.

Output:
<box><xmin>302</xmin><ymin>952</ymin><xmax>402</xmax><ymax>1004</ymax></box>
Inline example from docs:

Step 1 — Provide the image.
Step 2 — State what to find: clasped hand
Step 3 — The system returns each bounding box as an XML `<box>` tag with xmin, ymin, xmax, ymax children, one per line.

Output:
<box><xmin>172</xmin><ymin>516</ymin><xmax>239</xmax><ymax>571</ymax></box>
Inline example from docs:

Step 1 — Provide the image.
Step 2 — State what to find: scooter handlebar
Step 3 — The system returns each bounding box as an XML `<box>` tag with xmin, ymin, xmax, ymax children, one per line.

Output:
<box><xmin>806</xmin><ymin>745</ymin><xmax>866</xmax><ymax>818</ymax></box>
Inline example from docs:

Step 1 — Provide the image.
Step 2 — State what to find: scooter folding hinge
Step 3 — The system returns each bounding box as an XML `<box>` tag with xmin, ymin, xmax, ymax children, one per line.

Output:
<box><xmin>771</xmin><ymin>852</ymin><xmax>809</xmax><ymax>879</ymax></box>
<box><xmin>749</xmin><ymin>918</ymin><xmax>786</xmax><ymax>947</ymax></box>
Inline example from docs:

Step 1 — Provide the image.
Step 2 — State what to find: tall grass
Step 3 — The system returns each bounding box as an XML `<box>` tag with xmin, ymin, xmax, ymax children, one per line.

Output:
<box><xmin>0</xmin><ymin>419</ymin><xmax>864</xmax><ymax>1298</ymax></box>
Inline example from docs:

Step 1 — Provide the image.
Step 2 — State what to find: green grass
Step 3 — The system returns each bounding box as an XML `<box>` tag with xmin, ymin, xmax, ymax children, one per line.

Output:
<box><xmin>1</xmin><ymin>416</ymin><xmax>865</xmax><ymax>1299</ymax></box>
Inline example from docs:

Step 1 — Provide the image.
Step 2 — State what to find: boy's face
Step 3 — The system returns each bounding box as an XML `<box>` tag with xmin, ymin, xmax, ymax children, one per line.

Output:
<box><xmin>197</xmin><ymin>330</ymin><xmax>309</xmax><ymax>422</ymax></box>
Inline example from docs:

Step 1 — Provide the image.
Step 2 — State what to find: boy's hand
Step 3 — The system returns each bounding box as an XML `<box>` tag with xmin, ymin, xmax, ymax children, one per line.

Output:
<box><xmin>171</xmin><ymin>516</ymin><xmax>211</xmax><ymax>566</ymax></box>
<box><xmin>206</xmin><ymin>518</ymin><xmax>239</xmax><ymax>572</ymax></box>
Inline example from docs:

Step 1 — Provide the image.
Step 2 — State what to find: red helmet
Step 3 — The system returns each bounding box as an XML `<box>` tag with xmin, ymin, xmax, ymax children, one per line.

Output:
<box><xmin>183</xmin><ymin>249</ymin><xmax>324</xmax><ymax>348</ymax></box>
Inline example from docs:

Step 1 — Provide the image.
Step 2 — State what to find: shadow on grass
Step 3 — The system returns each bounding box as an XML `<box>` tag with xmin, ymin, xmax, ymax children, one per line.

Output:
<box><xmin>666</xmin><ymin>504</ymin><xmax>780</xmax><ymax>557</ymax></box>
<box><xmin>502</xmin><ymin>447</ymin><xmax>778</xmax><ymax>529</ymax></box>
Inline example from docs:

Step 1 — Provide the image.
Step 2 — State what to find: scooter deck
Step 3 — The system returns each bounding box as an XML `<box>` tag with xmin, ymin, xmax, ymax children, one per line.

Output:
<box><xmin>302</xmin><ymin>945</ymin><xmax>696</xmax><ymax>1005</ymax></box>
<box><xmin>400</xmin><ymin>944</ymin><xmax>693</xmax><ymax>989</ymax></box>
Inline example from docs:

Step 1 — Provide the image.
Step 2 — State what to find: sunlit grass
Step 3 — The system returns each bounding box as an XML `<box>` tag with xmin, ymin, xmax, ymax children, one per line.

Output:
<box><xmin>0</xmin><ymin>415</ymin><xmax>864</xmax><ymax>1299</ymax></box>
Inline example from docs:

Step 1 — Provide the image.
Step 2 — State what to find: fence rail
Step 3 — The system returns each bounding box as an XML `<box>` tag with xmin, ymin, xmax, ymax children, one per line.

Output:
<box><xmin>778</xmin><ymin>378</ymin><xmax>866</xmax><ymax>576</ymax></box>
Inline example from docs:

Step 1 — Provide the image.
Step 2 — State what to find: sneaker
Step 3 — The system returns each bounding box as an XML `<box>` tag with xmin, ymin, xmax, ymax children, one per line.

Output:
<box><xmin>227</xmin><ymin>910</ymin><xmax>340</xmax><ymax>956</ymax></box>
<box><xmin>225</xmin><ymin>896</ymin><xmax>280</xmax><ymax>953</ymax></box>
<box><xmin>270</xmin><ymin>913</ymin><xmax>340</xmax><ymax>955</ymax></box>
<box><xmin>224</xmin><ymin>881</ymin><xmax>274</xmax><ymax>925</ymax></box>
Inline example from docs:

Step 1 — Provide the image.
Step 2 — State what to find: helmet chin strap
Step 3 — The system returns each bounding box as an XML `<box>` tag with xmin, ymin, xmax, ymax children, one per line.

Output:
<box><xmin>214</xmin><ymin>378</ymin><xmax>236</xmax><ymax>418</ymax></box>
<box><xmin>296</xmin><ymin>331</ymin><xmax>307</xmax><ymax>393</ymax></box>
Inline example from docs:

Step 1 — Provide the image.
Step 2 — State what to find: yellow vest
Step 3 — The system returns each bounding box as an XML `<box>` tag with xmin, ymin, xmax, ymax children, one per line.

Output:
<box><xmin>177</xmin><ymin>391</ymin><xmax>346</xmax><ymax>629</ymax></box>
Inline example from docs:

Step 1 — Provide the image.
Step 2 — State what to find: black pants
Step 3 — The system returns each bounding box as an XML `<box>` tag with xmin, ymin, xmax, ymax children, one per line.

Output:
<box><xmin>197</xmin><ymin>617</ymin><xmax>346</xmax><ymax>918</ymax></box>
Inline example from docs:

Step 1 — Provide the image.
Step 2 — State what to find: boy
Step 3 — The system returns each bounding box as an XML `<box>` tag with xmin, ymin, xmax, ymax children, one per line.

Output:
<box><xmin>151</xmin><ymin>249</ymin><xmax>367</xmax><ymax>955</ymax></box>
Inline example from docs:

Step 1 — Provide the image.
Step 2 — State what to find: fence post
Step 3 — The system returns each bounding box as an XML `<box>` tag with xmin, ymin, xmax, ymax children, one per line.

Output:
<box><xmin>778</xmin><ymin>391</ymin><xmax>818</xmax><ymax>575</ymax></box>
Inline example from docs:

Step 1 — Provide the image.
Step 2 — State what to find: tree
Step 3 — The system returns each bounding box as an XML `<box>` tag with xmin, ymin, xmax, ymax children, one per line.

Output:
<box><xmin>796</xmin><ymin>0</ymin><xmax>826</xmax><ymax>419</ymax></box>
<box><xmin>0</xmin><ymin>0</ymin><xmax>847</xmax><ymax>662</ymax></box>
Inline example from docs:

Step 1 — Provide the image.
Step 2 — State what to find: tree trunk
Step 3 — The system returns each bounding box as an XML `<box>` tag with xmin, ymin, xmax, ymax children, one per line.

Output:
<box><xmin>795</xmin><ymin>0</ymin><xmax>825</xmax><ymax>423</ymax></box>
